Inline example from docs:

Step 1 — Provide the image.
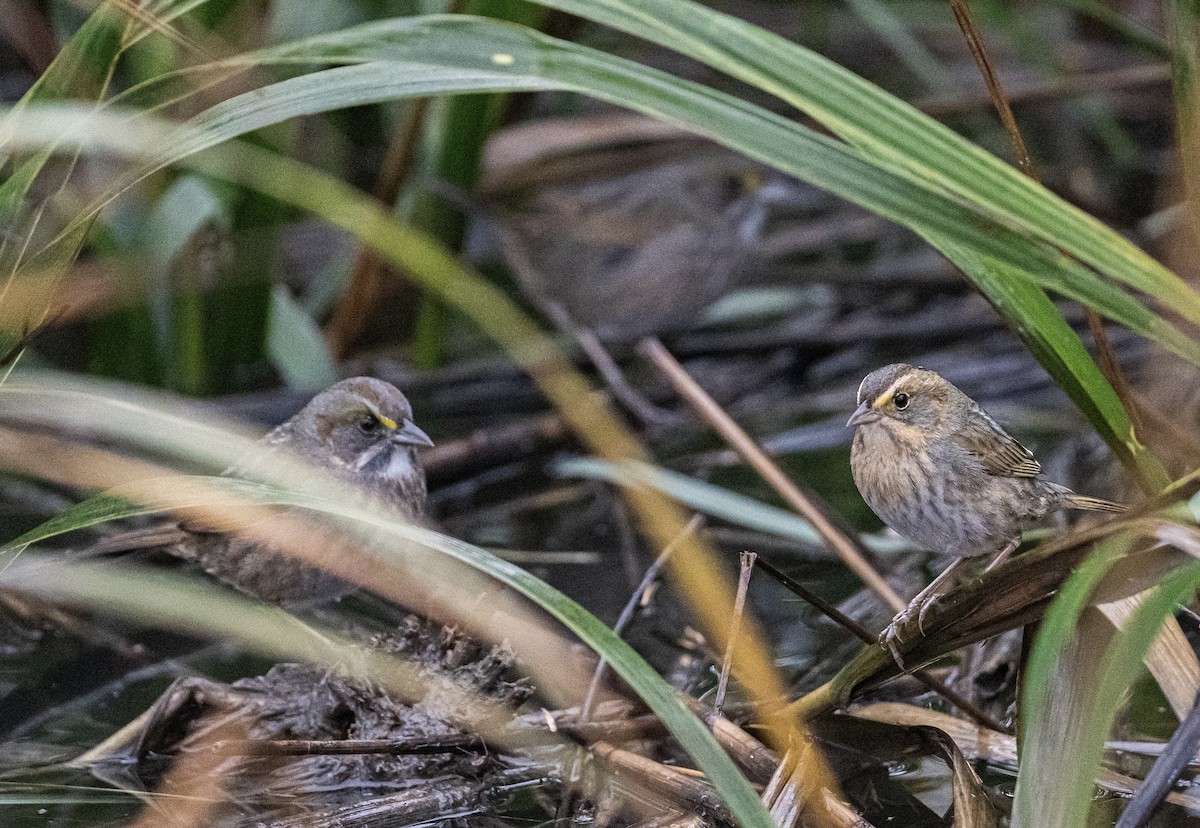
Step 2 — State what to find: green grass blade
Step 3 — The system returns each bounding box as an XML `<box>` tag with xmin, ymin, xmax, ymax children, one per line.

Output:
<box><xmin>1016</xmin><ymin>535</ymin><xmax>1200</xmax><ymax>827</ymax></box>
<box><xmin>524</xmin><ymin>0</ymin><xmax>1200</xmax><ymax>324</ymax></box>
<box><xmin>929</xmin><ymin>235</ymin><xmax>1167</xmax><ymax>486</ymax></box>
<box><xmin>6</xmin><ymin>14</ymin><xmax>1178</xmax><ymax>477</ymax></box>
<box><xmin>267</xmin><ymin>285</ymin><xmax>339</xmax><ymax>390</ymax></box>
<box><xmin>2</xmin><ymin>470</ymin><xmax>776</xmax><ymax>828</ymax></box>
<box><xmin>556</xmin><ymin>456</ymin><xmax>909</xmax><ymax>555</ymax></box>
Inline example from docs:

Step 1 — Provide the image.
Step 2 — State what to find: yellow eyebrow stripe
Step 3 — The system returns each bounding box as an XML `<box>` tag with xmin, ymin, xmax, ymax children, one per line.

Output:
<box><xmin>376</xmin><ymin>414</ymin><xmax>398</xmax><ymax>430</ymax></box>
<box><xmin>871</xmin><ymin>377</ymin><xmax>906</xmax><ymax>409</ymax></box>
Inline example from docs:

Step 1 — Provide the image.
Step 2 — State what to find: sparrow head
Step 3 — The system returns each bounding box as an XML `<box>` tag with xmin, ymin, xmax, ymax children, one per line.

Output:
<box><xmin>847</xmin><ymin>363</ymin><xmax>958</xmax><ymax>436</ymax></box>
<box><xmin>289</xmin><ymin>377</ymin><xmax>432</xmax><ymax>491</ymax></box>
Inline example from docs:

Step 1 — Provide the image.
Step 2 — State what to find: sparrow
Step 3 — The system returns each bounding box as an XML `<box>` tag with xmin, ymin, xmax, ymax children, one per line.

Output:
<box><xmin>453</xmin><ymin>150</ymin><xmax>795</xmax><ymax>423</ymax></box>
<box><xmin>96</xmin><ymin>377</ymin><xmax>432</xmax><ymax>605</ymax></box>
<box><xmin>847</xmin><ymin>363</ymin><xmax>1122</xmax><ymax>639</ymax></box>
<box><xmin>489</xmin><ymin>152</ymin><xmax>777</xmax><ymax>342</ymax></box>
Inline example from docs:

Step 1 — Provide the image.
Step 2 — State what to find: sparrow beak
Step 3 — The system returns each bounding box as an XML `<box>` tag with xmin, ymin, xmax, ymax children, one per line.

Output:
<box><xmin>846</xmin><ymin>401</ymin><xmax>881</xmax><ymax>428</ymax></box>
<box><xmin>391</xmin><ymin>419</ymin><xmax>434</xmax><ymax>448</ymax></box>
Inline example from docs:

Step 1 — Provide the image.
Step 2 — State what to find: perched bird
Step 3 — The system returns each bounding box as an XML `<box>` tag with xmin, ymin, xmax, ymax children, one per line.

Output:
<box><xmin>847</xmin><ymin>364</ymin><xmax>1122</xmax><ymax>635</ymax></box>
<box><xmin>95</xmin><ymin>377</ymin><xmax>432</xmax><ymax>605</ymax></box>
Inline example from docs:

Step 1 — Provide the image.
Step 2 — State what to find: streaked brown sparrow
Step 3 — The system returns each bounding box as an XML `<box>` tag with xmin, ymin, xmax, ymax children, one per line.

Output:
<box><xmin>847</xmin><ymin>363</ymin><xmax>1122</xmax><ymax>641</ymax></box>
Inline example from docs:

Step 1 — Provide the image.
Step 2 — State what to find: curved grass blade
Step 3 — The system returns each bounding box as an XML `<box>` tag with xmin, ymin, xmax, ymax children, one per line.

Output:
<box><xmin>524</xmin><ymin>0</ymin><xmax>1200</xmax><ymax>324</ymax></box>
<box><xmin>3</xmin><ymin>474</ymin><xmax>777</xmax><ymax>828</ymax></box>
<box><xmin>5</xmin><ymin>15</ymin><xmax>1176</xmax><ymax>482</ymax></box>
<box><xmin>556</xmin><ymin>456</ymin><xmax>909</xmax><ymax>555</ymax></box>
<box><xmin>4</xmin><ymin>124</ymin><xmax>804</xmax><ymax>780</ymax></box>
<box><xmin>16</xmin><ymin>17</ymin><xmax>1190</xmax><ymax>373</ymax></box>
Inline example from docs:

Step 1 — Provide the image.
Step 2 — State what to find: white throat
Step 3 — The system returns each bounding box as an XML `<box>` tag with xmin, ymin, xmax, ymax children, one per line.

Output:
<box><xmin>381</xmin><ymin>448</ymin><xmax>419</xmax><ymax>482</ymax></box>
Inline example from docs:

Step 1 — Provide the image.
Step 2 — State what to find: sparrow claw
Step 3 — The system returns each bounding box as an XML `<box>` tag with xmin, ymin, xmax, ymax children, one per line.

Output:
<box><xmin>916</xmin><ymin>591</ymin><xmax>943</xmax><ymax>635</ymax></box>
<box><xmin>880</xmin><ymin>590</ymin><xmax>944</xmax><ymax>670</ymax></box>
<box><xmin>880</xmin><ymin>606</ymin><xmax>918</xmax><ymax>669</ymax></box>
<box><xmin>881</xmin><ymin>622</ymin><xmax>907</xmax><ymax>670</ymax></box>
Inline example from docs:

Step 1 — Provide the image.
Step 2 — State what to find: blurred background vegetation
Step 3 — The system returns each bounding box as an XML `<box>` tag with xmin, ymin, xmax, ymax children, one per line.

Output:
<box><xmin>3</xmin><ymin>0</ymin><xmax>1200</xmax><ymax>825</ymax></box>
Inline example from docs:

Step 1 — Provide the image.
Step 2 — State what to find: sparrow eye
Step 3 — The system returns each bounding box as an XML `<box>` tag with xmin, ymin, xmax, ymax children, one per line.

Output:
<box><xmin>893</xmin><ymin>393</ymin><xmax>910</xmax><ymax>410</ymax></box>
<box><xmin>357</xmin><ymin>416</ymin><xmax>380</xmax><ymax>434</ymax></box>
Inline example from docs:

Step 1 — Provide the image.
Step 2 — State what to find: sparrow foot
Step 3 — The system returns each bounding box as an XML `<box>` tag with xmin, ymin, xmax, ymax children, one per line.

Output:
<box><xmin>880</xmin><ymin>587</ymin><xmax>946</xmax><ymax>669</ymax></box>
<box><xmin>916</xmin><ymin>590</ymin><xmax>945</xmax><ymax>635</ymax></box>
<box><xmin>881</xmin><ymin>621</ymin><xmax>907</xmax><ymax>669</ymax></box>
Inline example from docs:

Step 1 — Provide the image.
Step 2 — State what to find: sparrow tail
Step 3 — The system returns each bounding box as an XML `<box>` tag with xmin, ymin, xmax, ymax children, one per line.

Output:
<box><xmin>1064</xmin><ymin>493</ymin><xmax>1125</xmax><ymax>513</ymax></box>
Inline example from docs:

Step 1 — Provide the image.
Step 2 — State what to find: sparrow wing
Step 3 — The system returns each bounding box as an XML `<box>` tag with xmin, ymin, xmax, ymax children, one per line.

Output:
<box><xmin>222</xmin><ymin>422</ymin><xmax>291</xmax><ymax>479</ymax></box>
<box><xmin>953</xmin><ymin>405</ymin><xmax>1042</xmax><ymax>478</ymax></box>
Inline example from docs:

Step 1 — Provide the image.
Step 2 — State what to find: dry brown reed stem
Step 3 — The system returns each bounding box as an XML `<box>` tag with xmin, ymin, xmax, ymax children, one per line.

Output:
<box><xmin>754</xmin><ymin>557</ymin><xmax>1008</xmax><ymax>733</ymax></box>
<box><xmin>593</xmin><ymin>741</ymin><xmax>736</xmax><ymax>824</ymax></box>
<box><xmin>852</xmin><ymin>701</ymin><xmax>1200</xmax><ymax>811</ymax></box>
<box><xmin>638</xmin><ymin>337</ymin><xmax>906</xmax><ymax>613</ymax></box>
<box><xmin>789</xmin><ymin>513</ymin><xmax>1200</xmax><ymax>722</ymax></box>
<box><xmin>324</xmin><ymin>0</ymin><xmax>468</xmax><ymax>357</ymax></box>
<box><xmin>696</xmin><ymin>708</ymin><xmax>779</xmax><ymax>784</ymax></box>
<box><xmin>714</xmin><ymin>551</ymin><xmax>756</xmax><ymax>718</ymax></box>
<box><xmin>324</xmin><ymin>97</ymin><xmax>431</xmax><ymax>358</ymax></box>
<box><xmin>763</xmin><ymin>739</ymin><xmax>879</xmax><ymax>828</ymax></box>
<box><xmin>421</xmin><ymin>411</ymin><xmax>570</xmax><ymax>481</ymax></box>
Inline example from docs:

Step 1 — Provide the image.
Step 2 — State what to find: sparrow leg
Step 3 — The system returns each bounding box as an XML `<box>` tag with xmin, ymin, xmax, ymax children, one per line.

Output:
<box><xmin>984</xmin><ymin>537</ymin><xmax>1021</xmax><ymax>572</ymax></box>
<box><xmin>912</xmin><ymin>537</ymin><xmax>1020</xmax><ymax>633</ymax></box>
<box><xmin>882</xmin><ymin>558</ymin><xmax>967</xmax><ymax>666</ymax></box>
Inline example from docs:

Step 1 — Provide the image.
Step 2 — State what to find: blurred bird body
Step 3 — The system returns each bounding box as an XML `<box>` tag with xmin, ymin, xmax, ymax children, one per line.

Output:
<box><xmin>117</xmin><ymin>378</ymin><xmax>432</xmax><ymax>605</ymax></box>
<box><xmin>848</xmin><ymin>363</ymin><xmax>1121</xmax><ymax>561</ymax></box>
<box><xmin>475</xmin><ymin>151</ymin><xmax>783</xmax><ymax>341</ymax></box>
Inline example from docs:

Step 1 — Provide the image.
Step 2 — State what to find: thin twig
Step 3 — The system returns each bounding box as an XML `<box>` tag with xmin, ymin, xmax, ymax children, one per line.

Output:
<box><xmin>639</xmin><ymin>337</ymin><xmax>906</xmax><ymax>613</ymax></box>
<box><xmin>947</xmin><ymin>0</ymin><xmax>1035</xmax><ymax>178</ymax></box>
<box><xmin>323</xmin><ymin>98</ymin><xmax>431</xmax><ymax>358</ymax></box>
<box><xmin>580</xmin><ymin>513</ymin><xmax>704</xmax><ymax>721</ymax></box>
<box><xmin>754</xmin><ymin>558</ymin><xmax>1009</xmax><ymax>734</ymax></box>
<box><xmin>946</xmin><ymin>0</ymin><xmax>1148</xmax><ymax>472</ymax></box>
<box><xmin>713</xmin><ymin>551</ymin><xmax>756</xmax><ymax>718</ymax></box>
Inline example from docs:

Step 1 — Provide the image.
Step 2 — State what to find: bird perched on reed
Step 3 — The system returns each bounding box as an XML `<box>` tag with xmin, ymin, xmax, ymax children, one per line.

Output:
<box><xmin>847</xmin><ymin>363</ymin><xmax>1122</xmax><ymax>640</ymax></box>
<box><xmin>92</xmin><ymin>377</ymin><xmax>433</xmax><ymax>605</ymax></box>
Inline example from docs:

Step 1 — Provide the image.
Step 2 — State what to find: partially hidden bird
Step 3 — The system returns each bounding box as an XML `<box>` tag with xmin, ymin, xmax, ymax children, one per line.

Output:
<box><xmin>92</xmin><ymin>377</ymin><xmax>432</xmax><ymax>605</ymax></box>
<box><xmin>445</xmin><ymin>148</ymin><xmax>796</xmax><ymax>423</ymax></box>
<box><xmin>847</xmin><ymin>363</ymin><xmax>1123</xmax><ymax>638</ymax></box>
<box><xmin>487</xmin><ymin>152</ymin><xmax>777</xmax><ymax>342</ymax></box>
